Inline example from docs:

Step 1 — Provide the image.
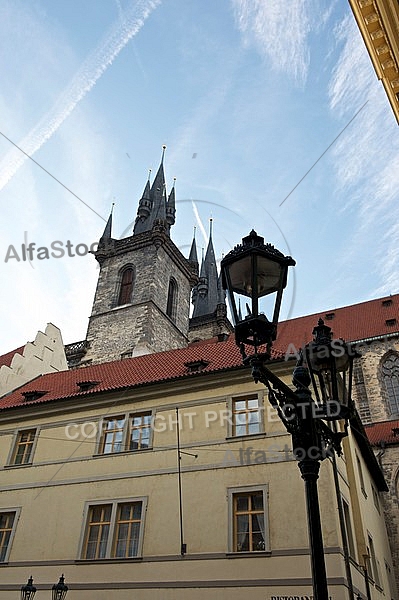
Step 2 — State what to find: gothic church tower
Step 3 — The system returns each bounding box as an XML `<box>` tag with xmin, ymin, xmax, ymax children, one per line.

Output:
<box><xmin>84</xmin><ymin>148</ymin><xmax>198</xmax><ymax>364</ymax></box>
<box><xmin>188</xmin><ymin>220</ymin><xmax>233</xmax><ymax>342</ymax></box>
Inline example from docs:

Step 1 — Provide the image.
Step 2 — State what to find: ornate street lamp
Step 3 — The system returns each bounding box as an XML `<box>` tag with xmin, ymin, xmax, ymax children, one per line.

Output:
<box><xmin>304</xmin><ymin>318</ymin><xmax>356</xmax><ymax>421</ymax></box>
<box><xmin>222</xmin><ymin>229</ymin><xmax>295</xmax><ymax>352</ymax></box>
<box><xmin>21</xmin><ymin>577</ymin><xmax>36</xmax><ymax>600</ymax></box>
<box><xmin>221</xmin><ymin>231</ymin><xmax>358</xmax><ymax>600</ymax></box>
<box><xmin>52</xmin><ymin>575</ymin><xmax>68</xmax><ymax>600</ymax></box>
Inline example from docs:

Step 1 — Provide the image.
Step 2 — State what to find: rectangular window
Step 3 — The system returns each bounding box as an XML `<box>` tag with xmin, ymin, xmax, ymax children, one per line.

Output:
<box><xmin>371</xmin><ymin>485</ymin><xmax>380</xmax><ymax>513</ymax></box>
<box><xmin>232</xmin><ymin>395</ymin><xmax>262</xmax><ymax>437</ymax></box>
<box><xmin>356</xmin><ymin>453</ymin><xmax>367</xmax><ymax>497</ymax></box>
<box><xmin>99</xmin><ymin>412</ymin><xmax>153</xmax><ymax>455</ymax></box>
<box><xmin>10</xmin><ymin>429</ymin><xmax>37</xmax><ymax>465</ymax></box>
<box><xmin>128</xmin><ymin>413</ymin><xmax>152</xmax><ymax>450</ymax></box>
<box><xmin>81</xmin><ymin>499</ymin><xmax>146</xmax><ymax>559</ymax></box>
<box><xmin>342</xmin><ymin>498</ymin><xmax>356</xmax><ymax>559</ymax></box>
<box><xmin>100</xmin><ymin>417</ymin><xmax>126</xmax><ymax>454</ymax></box>
<box><xmin>367</xmin><ymin>533</ymin><xmax>381</xmax><ymax>586</ymax></box>
<box><xmin>83</xmin><ymin>504</ymin><xmax>112</xmax><ymax>559</ymax></box>
<box><xmin>0</xmin><ymin>511</ymin><xmax>17</xmax><ymax>562</ymax></box>
<box><xmin>228</xmin><ymin>485</ymin><xmax>269</xmax><ymax>553</ymax></box>
<box><xmin>113</xmin><ymin>502</ymin><xmax>143</xmax><ymax>558</ymax></box>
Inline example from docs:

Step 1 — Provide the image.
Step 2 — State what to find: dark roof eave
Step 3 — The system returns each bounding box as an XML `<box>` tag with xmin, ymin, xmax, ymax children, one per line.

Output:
<box><xmin>350</xmin><ymin>411</ymin><xmax>388</xmax><ymax>492</ymax></box>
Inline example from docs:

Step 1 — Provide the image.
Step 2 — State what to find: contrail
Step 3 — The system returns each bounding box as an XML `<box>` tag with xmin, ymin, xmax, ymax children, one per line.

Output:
<box><xmin>191</xmin><ymin>200</ymin><xmax>208</xmax><ymax>247</ymax></box>
<box><xmin>0</xmin><ymin>0</ymin><xmax>161</xmax><ymax>191</ymax></box>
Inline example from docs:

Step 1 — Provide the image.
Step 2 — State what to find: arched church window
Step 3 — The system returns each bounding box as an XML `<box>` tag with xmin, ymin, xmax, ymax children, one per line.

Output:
<box><xmin>382</xmin><ymin>353</ymin><xmax>399</xmax><ymax>416</ymax></box>
<box><xmin>166</xmin><ymin>277</ymin><xmax>178</xmax><ymax>322</ymax></box>
<box><xmin>117</xmin><ymin>267</ymin><xmax>134</xmax><ymax>306</ymax></box>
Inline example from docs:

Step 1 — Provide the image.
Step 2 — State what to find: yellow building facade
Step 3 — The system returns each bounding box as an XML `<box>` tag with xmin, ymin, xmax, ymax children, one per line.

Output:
<box><xmin>0</xmin><ymin>157</ymin><xmax>397</xmax><ymax>599</ymax></box>
<box><xmin>0</xmin><ymin>343</ymin><xmax>396</xmax><ymax>600</ymax></box>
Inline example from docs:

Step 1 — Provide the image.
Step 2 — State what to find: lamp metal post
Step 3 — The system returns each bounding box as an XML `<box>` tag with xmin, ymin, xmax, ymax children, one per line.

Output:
<box><xmin>221</xmin><ymin>230</ymin><xmax>358</xmax><ymax>600</ymax></box>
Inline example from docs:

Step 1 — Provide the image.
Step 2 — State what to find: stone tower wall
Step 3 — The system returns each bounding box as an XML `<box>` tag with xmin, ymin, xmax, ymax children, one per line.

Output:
<box><xmin>379</xmin><ymin>446</ymin><xmax>399</xmax><ymax>595</ymax></box>
<box><xmin>353</xmin><ymin>338</ymin><xmax>399</xmax><ymax>423</ymax></box>
<box><xmin>85</xmin><ymin>235</ymin><xmax>193</xmax><ymax>363</ymax></box>
<box><xmin>353</xmin><ymin>335</ymin><xmax>399</xmax><ymax>593</ymax></box>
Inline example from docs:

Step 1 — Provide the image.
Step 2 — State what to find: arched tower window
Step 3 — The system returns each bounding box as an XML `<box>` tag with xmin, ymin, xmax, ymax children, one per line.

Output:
<box><xmin>117</xmin><ymin>267</ymin><xmax>134</xmax><ymax>306</ymax></box>
<box><xmin>382</xmin><ymin>353</ymin><xmax>399</xmax><ymax>416</ymax></box>
<box><xmin>166</xmin><ymin>277</ymin><xmax>178</xmax><ymax>322</ymax></box>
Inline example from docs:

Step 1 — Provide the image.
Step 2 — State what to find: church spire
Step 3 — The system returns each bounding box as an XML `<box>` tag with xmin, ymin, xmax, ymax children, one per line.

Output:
<box><xmin>149</xmin><ymin>146</ymin><xmax>166</xmax><ymax>221</ymax></box>
<box><xmin>95</xmin><ymin>204</ymin><xmax>115</xmax><ymax>265</ymax></box>
<box><xmin>188</xmin><ymin>220</ymin><xmax>232</xmax><ymax>342</ymax></box>
<box><xmin>100</xmin><ymin>203</ymin><xmax>114</xmax><ymax>241</ymax></box>
<box><xmin>191</xmin><ymin>219</ymin><xmax>219</xmax><ymax>318</ymax></box>
<box><xmin>188</xmin><ymin>227</ymin><xmax>198</xmax><ymax>265</ymax></box>
<box><xmin>166</xmin><ymin>178</ymin><xmax>176</xmax><ymax>227</ymax></box>
<box><xmin>133</xmin><ymin>146</ymin><xmax>174</xmax><ymax>236</ymax></box>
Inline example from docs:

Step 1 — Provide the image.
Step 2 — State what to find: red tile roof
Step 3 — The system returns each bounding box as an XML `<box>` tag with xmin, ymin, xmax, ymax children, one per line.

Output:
<box><xmin>1</xmin><ymin>293</ymin><xmax>398</xmax><ymax>412</ymax></box>
<box><xmin>0</xmin><ymin>335</ymin><xmax>248</xmax><ymax>410</ymax></box>
<box><xmin>0</xmin><ymin>346</ymin><xmax>25</xmax><ymax>369</ymax></box>
<box><xmin>274</xmin><ymin>293</ymin><xmax>399</xmax><ymax>357</ymax></box>
<box><xmin>365</xmin><ymin>419</ymin><xmax>399</xmax><ymax>446</ymax></box>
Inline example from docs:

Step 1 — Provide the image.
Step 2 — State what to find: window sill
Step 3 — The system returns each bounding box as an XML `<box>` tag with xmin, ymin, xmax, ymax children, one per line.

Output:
<box><xmin>111</xmin><ymin>303</ymin><xmax>133</xmax><ymax>311</ymax></box>
<box><xmin>226</xmin><ymin>551</ymin><xmax>271</xmax><ymax>558</ymax></box>
<box><xmin>3</xmin><ymin>462</ymin><xmax>33</xmax><ymax>469</ymax></box>
<box><xmin>226</xmin><ymin>432</ymin><xmax>265</xmax><ymax>442</ymax></box>
<box><xmin>76</xmin><ymin>556</ymin><xmax>143</xmax><ymax>563</ymax></box>
<box><xmin>93</xmin><ymin>447</ymin><xmax>152</xmax><ymax>458</ymax></box>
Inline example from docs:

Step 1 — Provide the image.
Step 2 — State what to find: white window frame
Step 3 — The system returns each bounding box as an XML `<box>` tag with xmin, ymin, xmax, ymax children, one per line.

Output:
<box><xmin>341</xmin><ymin>496</ymin><xmax>356</xmax><ymax>560</ymax></box>
<box><xmin>78</xmin><ymin>496</ymin><xmax>147</xmax><ymax>560</ymax></box>
<box><xmin>95</xmin><ymin>410</ymin><xmax>154</xmax><ymax>455</ymax></box>
<box><xmin>0</xmin><ymin>507</ymin><xmax>21</xmax><ymax>562</ymax></box>
<box><xmin>367</xmin><ymin>532</ymin><xmax>381</xmax><ymax>587</ymax></box>
<box><xmin>371</xmin><ymin>484</ymin><xmax>380</xmax><ymax>513</ymax></box>
<box><xmin>227</xmin><ymin>392</ymin><xmax>265</xmax><ymax>438</ymax></box>
<box><xmin>6</xmin><ymin>427</ymin><xmax>40</xmax><ymax>467</ymax></box>
<box><xmin>355</xmin><ymin>452</ymin><xmax>367</xmax><ymax>498</ymax></box>
<box><xmin>227</xmin><ymin>484</ymin><xmax>269</xmax><ymax>553</ymax></box>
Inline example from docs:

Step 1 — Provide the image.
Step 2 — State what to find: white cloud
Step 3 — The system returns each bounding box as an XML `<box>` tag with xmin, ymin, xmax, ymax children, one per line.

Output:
<box><xmin>231</xmin><ymin>0</ymin><xmax>315</xmax><ymax>84</ymax></box>
<box><xmin>329</xmin><ymin>15</ymin><xmax>372</xmax><ymax>115</ymax></box>
<box><xmin>327</xmin><ymin>13</ymin><xmax>399</xmax><ymax>296</ymax></box>
<box><xmin>0</xmin><ymin>0</ymin><xmax>160</xmax><ymax>193</ymax></box>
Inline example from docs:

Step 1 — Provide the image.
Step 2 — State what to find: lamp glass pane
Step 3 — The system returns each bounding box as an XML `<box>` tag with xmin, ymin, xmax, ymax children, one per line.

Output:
<box><xmin>228</xmin><ymin>255</ymin><xmax>253</xmax><ymax>296</ymax></box>
<box><xmin>256</xmin><ymin>255</ymin><xmax>283</xmax><ymax>297</ymax></box>
<box><xmin>227</xmin><ymin>254</ymin><xmax>283</xmax><ymax>298</ymax></box>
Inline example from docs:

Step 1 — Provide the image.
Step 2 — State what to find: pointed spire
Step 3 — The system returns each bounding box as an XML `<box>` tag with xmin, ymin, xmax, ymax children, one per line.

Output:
<box><xmin>133</xmin><ymin>147</ymin><xmax>175</xmax><ymax>237</ymax></box>
<box><xmin>166</xmin><ymin>177</ymin><xmax>176</xmax><ymax>227</ymax></box>
<box><xmin>191</xmin><ymin>219</ymin><xmax>220</xmax><ymax>318</ymax></box>
<box><xmin>188</xmin><ymin>227</ymin><xmax>198</xmax><ymax>265</ymax></box>
<box><xmin>149</xmin><ymin>146</ymin><xmax>167</xmax><ymax>223</ymax></box>
<box><xmin>100</xmin><ymin>204</ymin><xmax>114</xmax><ymax>240</ymax></box>
<box><xmin>199</xmin><ymin>252</ymin><xmax>207</xmax><ymax>279</ymax></box>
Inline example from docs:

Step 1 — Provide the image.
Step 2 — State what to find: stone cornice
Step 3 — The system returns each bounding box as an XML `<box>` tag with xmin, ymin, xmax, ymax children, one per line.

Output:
<box><xmin>95</xmin><ymin>229</ymin><xmax>196</xmax><ymax>283</ymax></box>
<box><xmin>349</xmin><ymin>0</ymin><xmax>399</xmax><ymax>123</ymax></box>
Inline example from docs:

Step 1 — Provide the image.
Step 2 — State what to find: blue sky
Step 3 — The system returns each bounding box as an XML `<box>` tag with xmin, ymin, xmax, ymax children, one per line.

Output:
<box><xmin>1</xmin><ymin>0</ymin><xmax>399</xmax><ymax>355</ymax></box>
